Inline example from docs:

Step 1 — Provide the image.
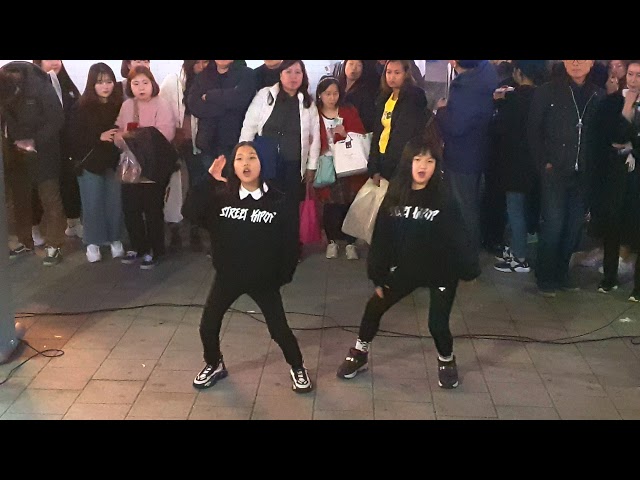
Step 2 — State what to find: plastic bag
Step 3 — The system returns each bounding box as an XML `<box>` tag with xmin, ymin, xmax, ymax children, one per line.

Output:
<box><xmin>341</xmin><ymin>177</ymin><xmax>389</xmax><ymax>244</ymax></box>
<box><xmin>163</xmin><ymin>169</ymin><xmax>183</xmax><ymax>223</ymax></box>
<box><xmin>299</xmin><ymin>183</ymin><xmax>322</xmax><ymax>245</ymax></box>
<box><xmin>116</xmin><ymin>148</ymin><xmax>142</xmax><ymax>184</ymax></box>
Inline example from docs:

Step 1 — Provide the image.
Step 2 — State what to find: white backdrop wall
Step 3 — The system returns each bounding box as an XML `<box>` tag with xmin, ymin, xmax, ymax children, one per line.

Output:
<box><xmin>0</xmin><ymin>60</ymin><xmax>339</xmax><ymax>96</ymax></box>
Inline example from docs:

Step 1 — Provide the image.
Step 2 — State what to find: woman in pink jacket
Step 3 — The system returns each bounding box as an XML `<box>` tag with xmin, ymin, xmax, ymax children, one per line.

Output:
<box><xmin>115</xmin><ymin>65</ymin><xmax>176</xmax><ymax>269</ymax></box>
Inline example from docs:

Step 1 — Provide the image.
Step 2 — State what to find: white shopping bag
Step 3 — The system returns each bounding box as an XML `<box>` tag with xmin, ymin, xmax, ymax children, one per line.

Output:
<box><xmin>341</xmin><ymin>177</ymin><xmax>389</xmax><ymax>244</ymax></box>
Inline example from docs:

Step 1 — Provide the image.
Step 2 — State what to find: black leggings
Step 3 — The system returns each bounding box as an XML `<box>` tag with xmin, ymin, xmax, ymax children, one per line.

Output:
<box><xmin>121</xmin><ymin>183</ymin><xmax>166</xmax><ymax>257</ymax></box>
<box><xmin>199</xmin><ymin>276</ymin><xmax>304</xmax><ymax>369</ymax></box>
<box><xmin>358</xmin><ymin>279</ymin><xmax>458</xmax><ymax>357</ymax></box>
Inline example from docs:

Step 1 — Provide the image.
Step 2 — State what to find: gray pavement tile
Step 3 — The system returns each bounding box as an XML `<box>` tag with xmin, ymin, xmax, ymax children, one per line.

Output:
<box><xmin>313</xmin><ymin>410</ymin><xmax>375</xmax><ymax>420</ymax></box>
<box><xmin>188</xmin><ymin>405</ymin><xmax>252</xmax><ymax>420</ymax></box>
<box><xmin>29</xmin><ymin>365</ymin><xmax>96</xmax><ymax>390</ymax></box>
<box><xmin>374</xmin><ymin>399</ymin><xmax>436</xmax><ymax>420</ymax></box>
<box><xmin>75</xmin><ymin>380</ymin><xmax>144</xmax><ymax>404</ymax></box>
<box><xmin>93</xmin><ymin>358</ymin><xmax>158</xmax><ymax>381</ymax></box>
<box><xmin>314</xmin><ymin>384</ymin><xmax>373</xmax><ymax>412</ymax></box>
<box><xmin>541</xmin><ymin>373</ymin><xmax>607</xmax><ymax>398</ymax></box>
<box><xmin>486</xmin><ymin>380</ymin><xmax>553</xmax><ymax>407</ymax></box>
<box><xmin>6</xmin><ymin>389</ymin><xmax>80</xmax><ymax>415</ymax></box>
<box><xmin>128</xmin><ymin>391</ymin><xmax>196</xmax><ymax>419</ymax></box>
<box><xmin>143</xmin><ymin>369</ymin><xmax>199</xmax><ymax>394</ymax></box>
<box><xmin>372</xmin><ymin>376</ymin><xmax>432</xmax><ymax>403</ymax></box>
<box><xmin>496</xmin><ymin>406</ymin><xmax>560</xmax><ymax>420</ymax></box>
<box><xmin>432</xmin><ymin>391</ymin><xmax>497</xmax><ymax>418</ymax></box>
<box><xmin>1</xmin><ymin>413</ymin><xmax>64</xmax><ymax>420</ymax></box>
<box><xmin>251</xmin><ymin>394</ymin><xmax>314</xmax><ymax>420</ymax></box>
<box><xmin>63</xmin><ymin>403</ymin><xmax>131</xmax><ymax>420</ymax></box>
<box><xmin>550</xmin><ymin>394</ymin><xmax>622</xmax><ymax>420</ymax></box>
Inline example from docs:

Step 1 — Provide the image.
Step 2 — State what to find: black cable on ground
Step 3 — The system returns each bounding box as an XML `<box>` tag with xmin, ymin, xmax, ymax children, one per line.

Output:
<box><xmin>0</xmin><ymin>340</ymin><xmax>63</xmax><ymax>386</ymax></box>
<box><xmin>4</xmin><ymin>302</ymin><xmax>637</xmax><ymax>385</ymax></box>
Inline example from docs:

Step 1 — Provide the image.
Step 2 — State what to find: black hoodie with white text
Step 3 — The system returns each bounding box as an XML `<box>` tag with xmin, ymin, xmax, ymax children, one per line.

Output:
<box><xmin>367</xmin><ymin>182</ymin><xmax>480</xmax><ymax>289</ymax></box>
<box><xmin>182</xmin><ymin>175</ymin><xmax>299</xmax><ymax>288</ymax></box>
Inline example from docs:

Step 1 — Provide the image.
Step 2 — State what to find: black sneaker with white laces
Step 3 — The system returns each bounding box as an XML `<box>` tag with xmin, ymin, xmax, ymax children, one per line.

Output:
<box><xmin>494</xmin><ymin>258</ymin><xmax>530</xmax><ymax>273</ymax></box>
<box><xmin>437</xmin><ymin>356</ymin><xmax>459</xmax><ymax>389</ymax></box>
<box><xmin>629</xmin><ymin>289</ymin><xmax>640</xmax><ymax>303</ymax></box>
<box><xmin>336</xmin><ymin>347</ymin><xmax>369</xmax><ymax>379</ymax></box>
<box><xmin>597</xmin><ymin>280</ymin><xmax>619</xmax><ymax>294</ymax></box>
<box><xmin>290</xmin><ymin>366</ymin><xmax>313</xmax><ymax>393</ymax></box>
<box><xmin>193</xmin><ymin>357</ymin><xmax>228</xmax><ymax>389</ymax></box>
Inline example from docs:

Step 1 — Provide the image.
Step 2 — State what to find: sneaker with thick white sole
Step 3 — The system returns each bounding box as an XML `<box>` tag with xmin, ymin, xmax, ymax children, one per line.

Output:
<box><xmin>494</xmin><ymin>258</ymin><xmax>530</xmax><ymax>273</ymax></box>
<box><xmin>86</xmin><ymin>244</ymin><xmax>101</xmax><ymax>263</ymax></box>
<box><xmin>494</xmin><ymin>245</ymin><xmax>512</xmax><ymax>262</ymax></box>
<box><xmin>437</xmin><ymin>356</ymin><xmax>459</xmax><ymax>389</ymax></box>
<box><xmin>42</xmin><ymin>246</ymin><xmax>62</xmax><ymax>266</ymax></box>
<box><xmin>110</xmin><ymin>241</ymin><xmax>125</xmax><ymax>258</ymax></box>
<box><xmin>193</xmin><ymin>357</ymin><xmax>228</xmax><ymax>389</ymax></box>
<box><xmin>326</xmin><ymin>241</ymin><xmax>338</xmax><ymax>259</ymax></box>
<box><xmin>337</xmin><ymin>347</ymin><xmax>369</xmax><ymax>379</ymax></box>
<box><xmin>121</xmin><ymin>251</ymin><xmax>139</xmax><ymax>264</ymax></box>
<box><xmin>140</xmin><ymin>254</ymin><xmax>157</xmax><ymax>270</ymax></box>
<box><xmin>345</xmin><ymin>244</ymin><xmax>359</xmax><ymax>260</ymax></box>
<box><xmin>290</xmin><ymin>367</ymin><xmax>313</xmax><ymax>393</ymax></box>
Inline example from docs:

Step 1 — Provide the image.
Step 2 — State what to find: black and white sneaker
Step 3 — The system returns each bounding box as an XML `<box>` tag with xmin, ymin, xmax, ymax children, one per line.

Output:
<box><xmin>336</xmin><ymin>348</ymin><xmax>369</xmax><ymax>379</ymax></box>
<box><xmin>597</xmin><ymin>280</ymin><xmax>619</xmax><ymax>294</ymax></box>
<box><xmin>437</xmin><ymin>356</ymin><xmax>459</xmax><ymax>389</ymax></box>
<box><xmin>290</xmin><ymin>366</ymin><xmax>313</xmax><ymax>393</ymax></box>
<box><xmin>629</xmin><ymin>289</ymin><xmax>640</xmax><ymax>303</ymax></box>
<box><xmin>140</xmin><ymin>254</ymin><xmax>157</xmax><ymax>270</ymax></box>
<box><xmin>494</xmin><ymin>245</ymin><xmax>512</xmax><ymax>262</ymax></box>
<box><xmin>121</xmin><ymin>251</ymin><xmax>139</xmax><ymax>264</ymax></box>
<box><xmin>494</xmin><ymin>258</ymin><xmax>530</xmax><ymax>273</ymax></box>
<box><xmin>193</xmin><ymin>357</ymin><xmax>228</xmax><ymax>389</ymax></box>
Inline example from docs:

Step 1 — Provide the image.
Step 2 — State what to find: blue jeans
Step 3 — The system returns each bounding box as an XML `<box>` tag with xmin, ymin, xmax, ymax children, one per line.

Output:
<box><xmin>77</xmin><ymin>169</ymin><xmax>123</xmax><ymax>246</ymax></box>
<box><xmin>536</xmin><ymin>172</ymin><xmax>586</xmax><ymax>290</ymax></box>
<box><xmin>446</xmin><ymin>171</ymin><xmax>482</xmax><ymax>260</ymax></box>
<box><xmin>506</xmin><ymin>192</ymin><xmax>527</xmax><ymax>260</ymax></box>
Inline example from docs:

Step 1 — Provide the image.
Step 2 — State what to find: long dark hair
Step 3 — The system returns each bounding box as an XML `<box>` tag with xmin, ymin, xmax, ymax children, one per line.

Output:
<box><xmin>382</xmin><ymin>136</ymin><xmax>443</xmax><ymax>210</ymax></box>
<box><xmin>79</xmin><ymin>62</ymin><xmax>123</xmax><ymax>108</ymax></box>
<box><xmin>182</xmin><ymin>60</ymin><xmax>205</xmax><ymax>114</ymax></box>
<box><xmin>224</xmin><ymin>141</ymin><xmax>266</xmax><ymax>194</ymax></box>
<box><xmin>278</xmin><ymin>60</ymin><xmax>313</xmax><ymax>108</ymax></box>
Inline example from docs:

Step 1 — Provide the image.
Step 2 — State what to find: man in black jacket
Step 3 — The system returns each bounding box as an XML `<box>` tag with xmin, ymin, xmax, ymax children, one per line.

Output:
<box><xmin>0</xmin><ymin>61</ymin><xmax>66</xmax><ymax>266</ymax></box>
<box><xmin>187</xmin><ymin>60</ymin><xmax>256</xmax><ymax>180</ymax></box>
<box><xmin>528</xmin><ymin>60</ymin><xmax>605</xmax><ymax>296</ymax></box>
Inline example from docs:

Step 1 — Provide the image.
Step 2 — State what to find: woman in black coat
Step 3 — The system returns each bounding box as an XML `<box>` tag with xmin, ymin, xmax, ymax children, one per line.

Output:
<box><xmin>368</xmin><ymin>60</ymin><xmax>429</xmax><ymax>183</ymax></box>
<box><xmin>67</xmin><ymin>62</ymin><xmax>124</xmax><ymax>263</ymax></box>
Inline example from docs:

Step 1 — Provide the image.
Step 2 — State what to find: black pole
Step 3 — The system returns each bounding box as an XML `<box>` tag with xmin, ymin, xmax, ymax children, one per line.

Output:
<box><xmin>0</xmin><ymin>124</ymin><xmax>25</xmax><ymax>363</ymax></box>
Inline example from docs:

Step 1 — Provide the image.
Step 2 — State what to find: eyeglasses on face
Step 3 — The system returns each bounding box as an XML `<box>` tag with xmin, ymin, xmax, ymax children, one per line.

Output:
<box><xmin>564</xmin><ymin>60</ymin><xmax>588</xmax><ymax>65</ymax></box>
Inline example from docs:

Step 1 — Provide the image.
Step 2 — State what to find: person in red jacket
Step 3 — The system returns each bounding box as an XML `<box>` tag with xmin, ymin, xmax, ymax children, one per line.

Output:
<box><xmin>313</xmin><ymin>75</ymin><xmax>368</xmax><ymax>260</ymax></box>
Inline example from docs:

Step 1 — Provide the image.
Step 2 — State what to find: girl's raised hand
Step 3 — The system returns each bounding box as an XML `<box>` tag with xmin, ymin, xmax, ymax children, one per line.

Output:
<box><xmin>209</xmin><ymin>155</ymin><xmax>227</xmax><ymax>182</ymax></box>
